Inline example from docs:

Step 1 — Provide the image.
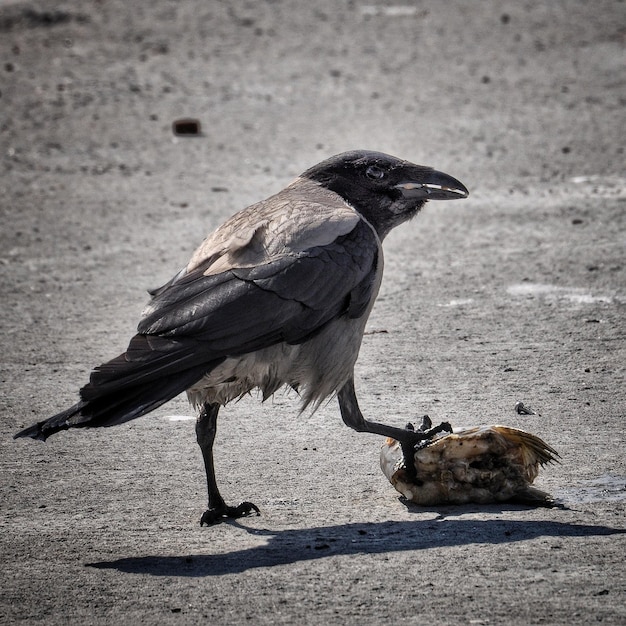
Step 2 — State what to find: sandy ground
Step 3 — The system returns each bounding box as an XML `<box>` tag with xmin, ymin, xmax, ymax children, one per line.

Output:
<box><xmin>1</xmin><ymin>0</ymin><xmax>625</xmax><ymax>624</ymax></box>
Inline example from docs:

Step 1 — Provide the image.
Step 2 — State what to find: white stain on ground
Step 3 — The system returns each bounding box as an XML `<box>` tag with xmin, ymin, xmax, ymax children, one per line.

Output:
<box><xmin>570</xmin><ymin>173</ymin><xmax>626</xmax><ymax>184</ymax></box>
<box><xmin>360</xmin><ymin>5</ymin><xmax>421</xmax><ymax>17</ymax></box>
<box><xmin>507</xmin><ymin>283</ymin><xmax>614</xmax><ymax>304</ymax></box>
<box><xmin>439</xmin><ymin>298</ymin><xmax>474</xmax><ymax>307</ymax></box>
<box><xmin>569</xmin><ymin>174</ymin><xmax>626</xmax><ymax>198</ymax></box>
<box><xmin>166</xmin><ymin>415</ymin><xmax>195</xmax><ymax>421</ymax></box>
<box><xmin>556</xmin><ymin>475</ymin><xmax>626</xmax><ymax>504</ymax></box>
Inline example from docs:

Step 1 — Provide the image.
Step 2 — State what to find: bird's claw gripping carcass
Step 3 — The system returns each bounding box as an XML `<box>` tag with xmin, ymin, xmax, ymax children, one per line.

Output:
<box><xmin>382</xmin><ymin>422</ymin><xmax>560</xmax><ymax>506</ymax></box>
<box><xmin>399</xmin><ymin>416</ymin><xmax>453</xmax><ymax>480</ymax></box>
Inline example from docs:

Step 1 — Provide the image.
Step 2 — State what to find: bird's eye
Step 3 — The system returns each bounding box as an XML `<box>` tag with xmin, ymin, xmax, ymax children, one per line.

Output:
<box><xmin>365</xmin><ymin>165</ymin><xmax>386</xmax><ymax>180</ymax></box>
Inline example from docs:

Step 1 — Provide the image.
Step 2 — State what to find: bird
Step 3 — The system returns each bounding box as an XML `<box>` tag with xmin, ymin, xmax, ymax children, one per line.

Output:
<box><xmin>380</xmin><ymin>417</ymin><xmax>559</xmax><ymax>506</ymax></box>
<box><xmin>14</xmin><ymin>150</ymin><xmax>469</xmax><ymax>525</ymax></box>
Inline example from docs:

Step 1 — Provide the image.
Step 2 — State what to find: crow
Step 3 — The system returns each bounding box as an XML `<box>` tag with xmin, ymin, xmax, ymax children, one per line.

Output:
<box><xmin>14</xmin><ymin>150</ymin><xmax>469</xmax><ymax>525</ymax></box>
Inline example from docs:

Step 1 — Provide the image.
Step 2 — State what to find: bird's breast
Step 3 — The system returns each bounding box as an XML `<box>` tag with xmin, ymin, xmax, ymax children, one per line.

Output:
<box><xmin>186</xmin><ymin>313</ymin><xmax>372</xmax><ymax>411</ymax></box>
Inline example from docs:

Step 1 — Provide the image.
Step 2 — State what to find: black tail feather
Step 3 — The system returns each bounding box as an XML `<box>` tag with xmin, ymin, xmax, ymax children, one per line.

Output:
<box><xmin>74</xmin><ymin>366</ymin><xmax>208</xmax><ymax>428</ymax></box>
<box><xmin>81</xmin><ymin>334</ymin><xmax>215</xmax><ymax>399</ymax></box>
<box><xmin>14</xmin><ymin>334</ymin><xmax>222</xmax><ymax>441</ymax></box>
<box><xmin>14</xmin><ymin>401</ymin><xmax>87</xmax><ymax>441</ymax></box>
<box><xmin>14</xmin><ymin>366</ymin><xmax>208</xmax><ymax>441</ymax></box>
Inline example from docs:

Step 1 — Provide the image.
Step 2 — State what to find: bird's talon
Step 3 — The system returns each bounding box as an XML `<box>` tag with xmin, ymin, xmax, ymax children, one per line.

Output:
<box><xmin>199</xmin><ymin>510</ymin><xmax>221</xmax><ymax>526</ymax></box>
<box><xmin>230</xmin><ymin>501</ymin><xmax>261</xmax><ymax>518</ymax></box>
<box><xmin>399</xmin><ymin>419</ymin><xmax>454</xmax><ymax>480</ymax></box>
<box><xmin>418</xmin><ymin>415</ymin><xmax>432</xmax><ymax>432</ymax></box>
<box><xmin>200</xmin><ymin>501</ymin><xmax>261</xmax><ymax>526</ymax></box>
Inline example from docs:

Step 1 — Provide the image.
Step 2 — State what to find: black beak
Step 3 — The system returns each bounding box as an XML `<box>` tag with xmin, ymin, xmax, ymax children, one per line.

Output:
<box><xmin>394</xmin><ymin>169</ymin><xmax>469</xmax><ymax>200</ymax></box>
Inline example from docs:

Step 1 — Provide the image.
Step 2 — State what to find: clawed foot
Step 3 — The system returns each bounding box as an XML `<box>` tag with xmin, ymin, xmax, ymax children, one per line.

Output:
<box><xmin>200</xmin><ymin>501</ymin><xmax>260</xmax><ymax>526</ymax></box>
<box><xmin>400</xmin><ymin>416</ymin><xmax>453</xmax><ymax>481</ymax></box>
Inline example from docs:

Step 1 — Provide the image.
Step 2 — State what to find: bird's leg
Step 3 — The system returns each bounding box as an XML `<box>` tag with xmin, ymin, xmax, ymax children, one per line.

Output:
<box><xmin>337</xmin><ymin>378</ymin><xmax>452</xmax><ymax>480</ymax></box>
<box><xmin>196</xmin><ymin>402</ymin><xmax>260</xmax><ymax>526</ymax></box>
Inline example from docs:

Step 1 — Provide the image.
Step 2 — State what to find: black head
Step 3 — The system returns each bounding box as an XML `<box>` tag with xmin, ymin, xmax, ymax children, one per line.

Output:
<box><xmin>301</xmin><ymin>150</ymin><xmax>468</xmax><ymax>238</ymax></box>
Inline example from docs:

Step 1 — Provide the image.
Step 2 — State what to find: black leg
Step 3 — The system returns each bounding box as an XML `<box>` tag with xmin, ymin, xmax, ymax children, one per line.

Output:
<box><xmin>196</xmin><ymin>402</ymin><xmax>260</xmax><ymax>526</ymax></box>
<box><xmin>337</xmin><ymin>377</ymin><xmax>452</xmax><ymax>476</ymax></box>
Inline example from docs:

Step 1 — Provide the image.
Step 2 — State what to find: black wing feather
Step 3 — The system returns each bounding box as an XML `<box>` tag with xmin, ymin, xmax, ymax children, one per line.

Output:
<box><xmin>139</xmin><ymin>221</ymin><xmax>379</xmax><ymax>349</ymax></box>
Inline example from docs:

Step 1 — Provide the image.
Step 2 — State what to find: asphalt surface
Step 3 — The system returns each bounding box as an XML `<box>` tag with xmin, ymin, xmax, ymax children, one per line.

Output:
<box><xmin>1</xmin><ymin>1</ymin><xmax>625</xmax><ymax>624</ymax></box>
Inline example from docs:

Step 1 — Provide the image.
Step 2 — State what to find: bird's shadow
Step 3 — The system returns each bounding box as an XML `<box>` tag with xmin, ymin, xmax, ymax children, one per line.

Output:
<box><xmin>86</xmin><ymin>507</ymin><xmax>625</xmax><ymax>577</ymax></box>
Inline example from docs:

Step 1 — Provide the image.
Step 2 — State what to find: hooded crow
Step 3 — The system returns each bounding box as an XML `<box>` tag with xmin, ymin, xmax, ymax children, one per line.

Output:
<box><xmin>15</xmin><ymin>150</ymin><xmax>469</xmax><ymax>525</ymax></box>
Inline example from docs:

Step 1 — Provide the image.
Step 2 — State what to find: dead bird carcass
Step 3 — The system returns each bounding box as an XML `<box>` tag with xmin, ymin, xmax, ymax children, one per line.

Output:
<box><xmin>380</xmin><ymin>421</ymin><xmax>559</xmax><ymax>506</ymax></box>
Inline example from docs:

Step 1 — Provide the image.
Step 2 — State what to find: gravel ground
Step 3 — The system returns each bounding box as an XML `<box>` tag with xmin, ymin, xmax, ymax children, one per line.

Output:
<box><xmin>1</xmin><ymin>1</ymin><xmax>625</xmax><ymax>624</ymax></box>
